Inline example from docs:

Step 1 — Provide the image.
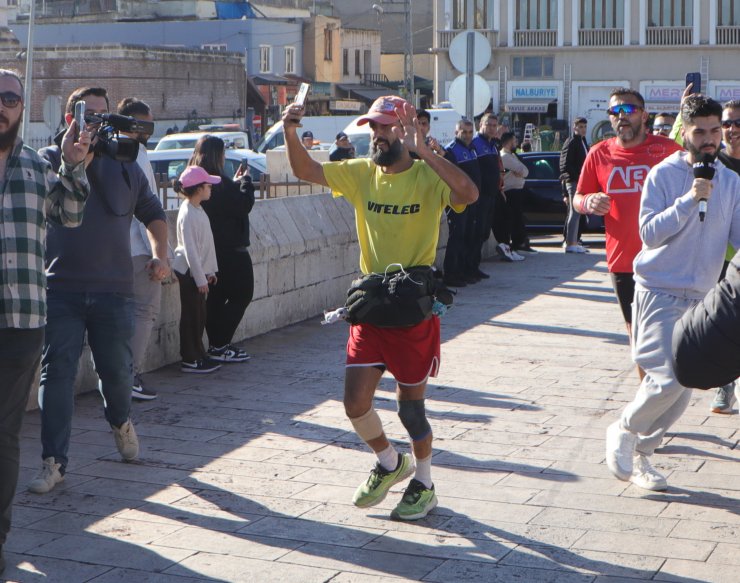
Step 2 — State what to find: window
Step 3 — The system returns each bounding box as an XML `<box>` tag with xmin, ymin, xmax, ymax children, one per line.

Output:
<box><xmin>343</xmin><ymin>49</ymin><xmax>349</xmax><ymax>75</ymax></box>
<box><xmin>581</xmin><ymin>0</ymin><xmax>624</xmax><ymax>28</ymax></box>
<box><xmin>355</xmin><ymin>50</ymin><xmax>361</xmax><ymax>75</ymax></box>
<box><xmin>364</xmin><ymin>50</ymin><xmax>372</xmax><ymax>75</ymax></box>
<box><xmin>516</xmin><ymin>0</ymin><xmax>558</xmax><ymax>30</ymax></box>
<box><xmin>284</xmin><ymin>47</ymin><xmax>295</xmax><ymax>74</ymax></box>
<box><xmin>512</xmin><ymin>55</ymin><xmax>555</xmax><ymax>78</ymax></box>
<box><xmin>647</xmin><ymin>0</ymin><xmax>693</xmax><ymax>26</ymax></box>
<box><xmin>719</xmin><ymin>0</ymin><xmax>740</xmax><ymax>25</ymax></box>
<box><xmin>452</xmin><ymin>0</ymin><xmax>490</xmax><ymax>29</ymax></box>
<box><xmin>259</xmin><ymin>45</ymin><xmax>272</xmax><ymax>73</ymax></box>
<box><xmin>201</xmin><ymin>43</ymin><xmax>227</xmax><ymax>51</ymax></box>
<box><xmin>324</xmin><ymin>27</ymin><xmax>333</xmax><ymax>61</ymax></box>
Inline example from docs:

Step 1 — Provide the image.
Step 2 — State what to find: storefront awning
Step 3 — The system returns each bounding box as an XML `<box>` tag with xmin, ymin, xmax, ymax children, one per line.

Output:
<box><xmin>645</xmin><ymin>102</ymin><xmax>680</xmax><ymax>113</ymax></box>
<box><xmin>251</xmin><ymin>74</ymin><xmax>293</xmax><ymax>86</ymax></box>
<box><xmin>337</xmin><ymin>84</ymin><xmax>400</xmax><ymax>104</ymax></box>
<box><xmin>505</xmin><ymin>100</ymin><xmax>553</xmax><ymax>113</ymax></box>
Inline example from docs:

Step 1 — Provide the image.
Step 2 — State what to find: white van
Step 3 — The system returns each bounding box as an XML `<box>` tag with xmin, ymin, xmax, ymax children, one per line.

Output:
<box><xmin>342</xmin><ymin>109</ymin><xmax>464</xmax><ymax>157</ymax></box>
<box><xmin>155</xmin><ymin>131</ymin><xmax>252</xmax><ymax>152</ymax></box>
<box><xmin>256</xmin><ymin>116</ymin><xmax>358</xmax><ymax>153</ymax></box>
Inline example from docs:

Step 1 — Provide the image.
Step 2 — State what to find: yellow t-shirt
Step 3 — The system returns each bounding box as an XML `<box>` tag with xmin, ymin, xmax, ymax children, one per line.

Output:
<box><xmin>324</xmin><ymin>158</ymin><xmax>459</xmax><ymax>274</ymax></box>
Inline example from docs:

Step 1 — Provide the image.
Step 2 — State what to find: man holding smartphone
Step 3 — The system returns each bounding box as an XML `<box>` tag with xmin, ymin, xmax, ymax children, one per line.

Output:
<box><xmin>0</xmin><ymin>69</ymin><xmax>91</xmax><ymax>575</ymax></box>
<box><xmin>282</xmin><ymin>95</ymin><xmax>478</xmax><ymax>520</ymax></box>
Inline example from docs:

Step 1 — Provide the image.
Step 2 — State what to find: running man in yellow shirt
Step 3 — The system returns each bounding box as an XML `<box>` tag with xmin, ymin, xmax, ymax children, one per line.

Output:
<box><xmin>282</xmin><ymin>95</ymin><xmax>478</xmax><ymax>520</ymax></box>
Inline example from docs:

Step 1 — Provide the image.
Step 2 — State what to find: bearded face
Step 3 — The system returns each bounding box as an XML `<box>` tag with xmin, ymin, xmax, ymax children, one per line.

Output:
<box><xmin>371</xmin><ymin>135</ymin><xmax>403</xmax><ymax>166</ymax></box>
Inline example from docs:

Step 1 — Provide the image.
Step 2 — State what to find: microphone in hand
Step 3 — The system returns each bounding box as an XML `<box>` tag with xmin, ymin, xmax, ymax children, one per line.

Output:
<box><xmin>692</xmin><ymin>153</ymin><xmax>716</xmax><ymax>222</ymax></box>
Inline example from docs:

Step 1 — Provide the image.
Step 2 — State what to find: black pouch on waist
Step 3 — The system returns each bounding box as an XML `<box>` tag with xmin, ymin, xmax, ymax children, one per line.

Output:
<box><xmin>345</xmin><ymin>266</ymin><xmax>438</xmax><ymax>327</ymax></box>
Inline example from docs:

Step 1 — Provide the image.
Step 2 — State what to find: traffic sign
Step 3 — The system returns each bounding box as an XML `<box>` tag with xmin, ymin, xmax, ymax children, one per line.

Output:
<box><xmin>448</xmin><ymin>31</ymin><xmax>491</xmax><ymax>74</ymax></box>
<box><xmin>448</xmin><ymin>74</ymin><xmax>491</xmax><ymax>118</ymax></box>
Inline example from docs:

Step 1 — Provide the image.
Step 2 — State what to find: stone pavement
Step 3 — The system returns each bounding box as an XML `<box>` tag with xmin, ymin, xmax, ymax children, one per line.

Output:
<box><xmin>5</xmin><ymin>235</ymin><xmax>739</xmax><ymax>583</ymax></box>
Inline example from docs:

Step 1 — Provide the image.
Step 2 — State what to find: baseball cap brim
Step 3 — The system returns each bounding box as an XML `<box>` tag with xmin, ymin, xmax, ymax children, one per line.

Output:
<box><xmin>357</xmin><ymin>111</ymin><xmax>400</xmax><ymax>126</ymax></box>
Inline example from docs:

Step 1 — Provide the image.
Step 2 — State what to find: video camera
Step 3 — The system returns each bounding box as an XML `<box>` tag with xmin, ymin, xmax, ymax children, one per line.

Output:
<box><xmin>85</xmin><ymin>113</ymin><xmax>155</xmax><ymax>163</ymax></box>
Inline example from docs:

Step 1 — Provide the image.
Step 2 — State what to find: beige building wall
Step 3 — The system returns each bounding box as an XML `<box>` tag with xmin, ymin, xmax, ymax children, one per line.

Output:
<box><xmin>433</xmin><ymin>0</ymin><xmax>739</xmax><ymax>143</ymax></box>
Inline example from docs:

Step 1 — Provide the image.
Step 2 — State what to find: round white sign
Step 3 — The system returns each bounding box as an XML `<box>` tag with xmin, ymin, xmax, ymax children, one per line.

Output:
<box><xmin>448</xmin><ymin>74</ymin><xmax>491</xmax><ymax>118</ymax></box>
<box><xmin>448</xmin><ymin>31</ymin><xmax>491</xmax><ymax>74</ymax></box>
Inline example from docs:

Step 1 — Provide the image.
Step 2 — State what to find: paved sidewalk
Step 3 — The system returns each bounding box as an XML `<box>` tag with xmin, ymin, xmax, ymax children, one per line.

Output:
<box><xmin>6</xmin><ymin>236</ymin><xmax>739</xmax><ymax>583</ymax></box>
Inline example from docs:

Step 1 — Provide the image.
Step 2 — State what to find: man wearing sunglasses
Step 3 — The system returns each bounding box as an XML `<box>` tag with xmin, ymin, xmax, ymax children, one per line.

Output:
<box><xmin>606</xmin><ymin>94</ymin><xmax>740</xmax><ymax>491</ymax></box>
<box><xmin>574</xmin><ymin>89</ymin><xmax>682</xmax><ymax>352</ymax></box>
<box><xmin>27</xmin><ymin>87</ymin><xmax>170</xmax><ymax>496</ymax></box>
<box><xmin>0</xmin><ymin>69</ymin><xmax>92</xmax><ymax>575</ymax></box>
<box><xmin>651</xmin><ymin>112</ymin><xmax>676</xmax><ymax>138</ymax></box>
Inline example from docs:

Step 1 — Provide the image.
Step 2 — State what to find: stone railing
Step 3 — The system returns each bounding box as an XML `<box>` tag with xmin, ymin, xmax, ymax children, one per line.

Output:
<box><xmin>578</xmin><ymin>28</ymin><xmax>624</xmax><ymax>46</ymax></box>
<box><xmin>716</xmin><ymin>26</ymin><xmax>740</xmax><ymax>45</ymax></box>
<box><xmin>436</xmin><ymin>28</ymin><xmax>499</xmax><ymax>50</ymax></box>
<box><xmin>645</xmin><ymin>26</ymin><xmax>692</xmax><ymax>45</ymax></box>
<box><xmin>29</xmin><ymin>191</ymin><xmax>494</xmax><ymax>408</ymax></box>
<box><xmin>513</xmin><ymin>29</ymin><xmax>557</xmax><ymax>47</ymax></box>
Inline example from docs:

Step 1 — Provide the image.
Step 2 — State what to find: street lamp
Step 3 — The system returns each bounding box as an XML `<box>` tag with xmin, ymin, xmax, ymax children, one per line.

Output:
<box><xmin>373</xmin><ymin>0</ymin><xmax>414</xmax><ymax>104</ymax></box>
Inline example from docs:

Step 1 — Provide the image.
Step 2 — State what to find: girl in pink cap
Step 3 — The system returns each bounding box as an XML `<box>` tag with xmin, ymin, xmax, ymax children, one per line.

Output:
<box><xmin>172</xmin><ymin>166</ymin><xmax>222</xmax><ymax>373</ymax></box>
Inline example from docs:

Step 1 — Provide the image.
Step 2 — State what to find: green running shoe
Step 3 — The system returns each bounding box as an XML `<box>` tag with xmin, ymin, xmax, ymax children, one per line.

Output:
<box><xmin>391</xmin><ymin>478</ymin><xmax>438</xmax><ymax>521</ymax></box>
<box><xmin>353</xmin><ymin>453</ymin><xmax>413</xmax><ymax>508</ymax></box>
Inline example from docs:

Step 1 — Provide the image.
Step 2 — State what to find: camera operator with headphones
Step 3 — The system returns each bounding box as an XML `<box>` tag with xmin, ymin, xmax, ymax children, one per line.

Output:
<box><xmin>27</xmin><ymin>87</ymin><xmax>170</xmax><ymax>495</ymax></box>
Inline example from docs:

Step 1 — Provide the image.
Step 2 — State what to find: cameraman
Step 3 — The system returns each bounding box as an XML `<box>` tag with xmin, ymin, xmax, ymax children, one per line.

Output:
<box><xmin>28</xmin><ymin>87</ymin><xmax>170</xmax><ymax>495</ymax></box>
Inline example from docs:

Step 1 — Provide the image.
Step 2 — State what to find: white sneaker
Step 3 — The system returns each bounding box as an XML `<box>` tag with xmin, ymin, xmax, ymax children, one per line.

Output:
<box><xmin>605</xmin><ymin>421</ymin><xmax>636</xmax><ymax>480</ymax></box>
<box><xmin>630</xmin><ymin>454</ymin><xmax>667</xmax><ymax>491</ymax></box>
<box><xmin>495</xmin><ymin>243</ymin><xmax>515</xmax><ymax>262</ymax></box>
<box><xmin>28</xmin><ymin>457</ymin><xmax>64</xmax><ymax>494</ymax></box>
<box><xmin>565</xmin><ymin>244</ymin><xmax>589</xmax><ymax>254</ymax></box>
<box><xmin>112</xmin><ymin>419</ymin><xmax>139</xmax><ymax>461</ymax></box>
<box><xmin>510</xmin><ymin>250</ymin><xmax>526</xmax><ymax>261</ymax></box>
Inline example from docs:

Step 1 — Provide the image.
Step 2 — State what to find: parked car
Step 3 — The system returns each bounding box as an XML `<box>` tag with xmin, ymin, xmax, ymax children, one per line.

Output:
<box><xmin>517</xmin><ymin>151</ymin><xmax>604</xmax><ymax>232</ymax></box>
<box><xmin>155</xmin><ymin>131</ymin><xmax>252</xmax><ymax>152</ymax></box>
<box><xmin>148</xmin><ymin>148</ymin><xmax>266</xmax><ymax>208</ymax></box>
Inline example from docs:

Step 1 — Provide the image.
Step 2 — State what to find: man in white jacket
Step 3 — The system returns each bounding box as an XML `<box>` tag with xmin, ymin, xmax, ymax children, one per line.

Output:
<box><xmin>606</xmin><ymin>95</ymin><xmax>740</xmax><ymax>491</ymax></box>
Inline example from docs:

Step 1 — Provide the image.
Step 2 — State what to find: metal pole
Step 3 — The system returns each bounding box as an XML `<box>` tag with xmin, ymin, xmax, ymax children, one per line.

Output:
<box><xmin>21</xmin><ymin>0</ymin><xmax>36</xmax><ymax>141</ymax></box>
<box><xmin>406</xmin><ymin>0</ymin><xmax>414</xmax><ymax>104</ymax></box>
<box><xmin>465</xmin><ymin>0</ymin><xmax>473</xmax><ymax>120</ymax></box>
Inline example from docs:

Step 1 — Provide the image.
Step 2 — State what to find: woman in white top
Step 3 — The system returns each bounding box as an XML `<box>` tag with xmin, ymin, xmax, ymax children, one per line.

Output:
<box><xmin>500</xmin><ymin>132</ymin><xmax>537</xmax><ymax>254</ymax></box>
<box><xmin>172</xmin><ymin>166</ymin><xmax>221</xmax><ymax>373</ymax></box>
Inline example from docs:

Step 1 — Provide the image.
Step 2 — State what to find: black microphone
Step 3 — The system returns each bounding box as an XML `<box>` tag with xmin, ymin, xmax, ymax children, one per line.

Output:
<box><xmin>692</xmin><ymin>153</ymin><xmax>716</xmax><ymax>222</ymax></box>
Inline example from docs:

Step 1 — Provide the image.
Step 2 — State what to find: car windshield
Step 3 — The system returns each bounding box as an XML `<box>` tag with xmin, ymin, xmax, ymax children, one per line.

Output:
<box><xmin>522</xmin><ymin>155</ymin><xmax>558</xmax><ymax>180</ymax></box>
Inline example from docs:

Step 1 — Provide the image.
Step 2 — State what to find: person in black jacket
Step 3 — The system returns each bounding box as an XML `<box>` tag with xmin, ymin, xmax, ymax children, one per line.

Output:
<box><xmin>189</xmin><ymin>136</ymin><xmax>255</xmax><ymax>363</ymax></box>
<box><xmin>672</xmin><ymin>249</ymin><xmax>740</xmax><ymax>390</ymax></box>
<box><xmin>559</xmin><ymin>117</ymin><xmax>590</xmax><ymax>253</ymax></box>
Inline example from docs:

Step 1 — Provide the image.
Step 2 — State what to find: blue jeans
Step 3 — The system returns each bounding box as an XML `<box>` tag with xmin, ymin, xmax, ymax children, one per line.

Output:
<box><xmin>39</xmin><ymin>291</ymin><xmax>134</xmax><ymax>469</ymax></box>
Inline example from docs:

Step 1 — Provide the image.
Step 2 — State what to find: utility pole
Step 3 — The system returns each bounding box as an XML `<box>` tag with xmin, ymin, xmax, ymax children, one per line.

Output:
<box><xmin>21</xmin><ymin>0</ymin><xmax>36</xmax><ymax>141</ymax></box>
<box><xmin>404</xmin><ymin>0</ymin><xmax>414</xmax><ymax>105</ymax></box>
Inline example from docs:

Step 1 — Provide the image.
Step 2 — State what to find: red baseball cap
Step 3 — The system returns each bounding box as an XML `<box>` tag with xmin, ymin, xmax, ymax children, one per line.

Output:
<box><xmin>357</xmin><ymin>95</ymin><xmax>408</xmax><ymax>126</ymax></box>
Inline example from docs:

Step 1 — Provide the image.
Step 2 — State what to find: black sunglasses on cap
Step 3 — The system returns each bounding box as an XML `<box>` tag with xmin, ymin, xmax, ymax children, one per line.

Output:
<box><xmin>607</xmin><ymin>103</ymin><xmax>643</xmax><ymax>116</ymax></box>
<box><xmin>721</xmin><ymin>119</ymin><xmax>740</xmax><ymax>129</ymax></box>
<box><xmin>0</xmin><ymin>91</ymin><xmax>22</xmax><ymax>108</ymax></box>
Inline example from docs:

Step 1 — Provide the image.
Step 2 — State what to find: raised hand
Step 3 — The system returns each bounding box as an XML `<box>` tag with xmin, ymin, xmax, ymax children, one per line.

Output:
<box><xmin>392</xmin><ymin>101</ymin><xmax>422</xmax><ymax>154</ymax></box>
<box><xmin>60</xmin><ymin>119</ymin><xmax>92</xmax><ymax>166</ymax></box>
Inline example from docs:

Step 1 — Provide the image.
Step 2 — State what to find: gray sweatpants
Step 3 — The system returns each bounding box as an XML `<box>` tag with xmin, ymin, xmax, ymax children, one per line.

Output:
<box><xmin>622</xmin><ymin>289</ymin><xmax>700</xmax><ymax>456</ymax></box>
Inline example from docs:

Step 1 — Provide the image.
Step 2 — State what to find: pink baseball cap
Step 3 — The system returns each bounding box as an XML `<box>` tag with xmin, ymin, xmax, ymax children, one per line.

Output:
<box><xmin>180</xmin><ymin>166</ymin><xmax>221</xmax><ymax>188</ymax></box>
<box><xmin>357</xmin><ymin>95</ymin><xmax>408</xmax><ymax>126</ymax></box>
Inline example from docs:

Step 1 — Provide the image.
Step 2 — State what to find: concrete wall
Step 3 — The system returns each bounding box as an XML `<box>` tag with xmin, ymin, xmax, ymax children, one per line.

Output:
<box><xmin>27</xmin><ymin>190</ymin><xmax>484</xmax><ymax>410</ymax></box>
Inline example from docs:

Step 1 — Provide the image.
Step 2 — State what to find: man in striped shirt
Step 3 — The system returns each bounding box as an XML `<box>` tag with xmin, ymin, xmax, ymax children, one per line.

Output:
<box><xmin>0</xmin><ymin>69</ymin><xmax>91</xmax><ymax>576</ymax></box>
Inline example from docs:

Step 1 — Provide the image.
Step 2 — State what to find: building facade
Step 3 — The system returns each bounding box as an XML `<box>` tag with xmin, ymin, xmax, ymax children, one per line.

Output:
<box><xmin>433</xmin><ymin>0</ymin><xmax>740</xmax><ymax>143</ymax></box>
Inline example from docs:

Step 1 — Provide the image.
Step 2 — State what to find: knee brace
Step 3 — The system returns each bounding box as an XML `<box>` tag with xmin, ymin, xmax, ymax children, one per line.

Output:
<box><xmin>350</xmin><ymin>408</ymin><xmax>384</xmax><ymax>442</ymax></box>
<box><xmin>397</xmin><ymin>399</ymin><xmax>431</xmax><ymax>441</ymax></box>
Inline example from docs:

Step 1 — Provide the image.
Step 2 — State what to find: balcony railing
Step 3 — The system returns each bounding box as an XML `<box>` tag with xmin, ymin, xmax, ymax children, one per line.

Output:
<box><xmin>646</xmin><ymin>26</ymin><xmax>692</xmax><ymax>45</ymax></box>
<box><xmin>716</xmin><ymin>26</ymin><xmax>740</xmax><ymax>45</ymax></box>
<box><xmin>514</xmin><ymin>29</ymin><xmax>557</xmax><ymax>47</ymax></box>
<box><xmin>436</xmin><ymin>29</ymin><xmax>499</xmax><ymax>50</ymax></box>
<box><xmin>578</xmin><ymin>28</ymin><xmax>624</xmax><ymax>46</ymax></box>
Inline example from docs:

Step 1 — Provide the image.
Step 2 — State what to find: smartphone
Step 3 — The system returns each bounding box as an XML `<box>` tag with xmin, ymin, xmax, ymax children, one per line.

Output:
<box><xmin>74</xmin><ymin>100</ymin><xmax>85</xmax><ymax>133</ymax></box>
<box><xmin>685</xmin><ymin>72</ymin><xmax>701</xmax><ymax>95</ymax></box>
<box><xmin>294</xmin><ymin>83</ymin><xmax>310</xmax><ymax>107</ymax></box>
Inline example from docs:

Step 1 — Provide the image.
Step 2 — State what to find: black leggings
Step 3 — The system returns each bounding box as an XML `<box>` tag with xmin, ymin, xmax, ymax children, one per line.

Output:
<box><xmin>206</xmin><ymin>248</ymin><xmax>254</xmax><ymax>348</ymax></box>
